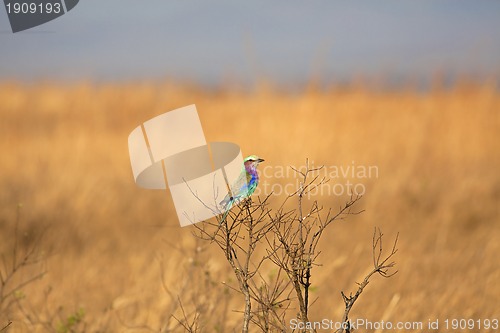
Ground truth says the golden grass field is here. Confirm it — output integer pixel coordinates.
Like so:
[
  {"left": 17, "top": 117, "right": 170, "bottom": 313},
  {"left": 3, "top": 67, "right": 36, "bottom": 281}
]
[{"left": 0, "top": 79, "right": 499, "bottom": 332}]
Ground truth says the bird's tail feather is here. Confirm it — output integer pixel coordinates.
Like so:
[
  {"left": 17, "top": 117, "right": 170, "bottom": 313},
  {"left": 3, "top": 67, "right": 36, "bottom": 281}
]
[{"left": 219, "top": 199, "right": 234, "bottom": 225}]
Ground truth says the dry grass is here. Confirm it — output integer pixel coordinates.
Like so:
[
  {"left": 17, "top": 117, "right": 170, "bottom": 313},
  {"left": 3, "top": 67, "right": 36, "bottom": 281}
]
[{"left": 0, "top": 79, "right": 499, "bottom": 332}]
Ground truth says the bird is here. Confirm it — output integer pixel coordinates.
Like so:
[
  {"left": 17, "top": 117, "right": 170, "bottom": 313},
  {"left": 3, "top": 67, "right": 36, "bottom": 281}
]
[{"left": 219, "top": 155, "right": 264, "bottom": 224}]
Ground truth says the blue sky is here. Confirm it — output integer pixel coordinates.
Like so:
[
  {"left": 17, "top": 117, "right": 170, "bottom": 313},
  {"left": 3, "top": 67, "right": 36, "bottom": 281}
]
[{"left": 1, "top": 1, "right": 499, "bottom": 85}]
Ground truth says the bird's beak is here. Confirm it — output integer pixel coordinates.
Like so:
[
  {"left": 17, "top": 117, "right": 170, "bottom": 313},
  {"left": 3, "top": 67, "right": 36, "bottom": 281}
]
[{"left": 257, "top": 158, "right": 265, "bottom": 163}]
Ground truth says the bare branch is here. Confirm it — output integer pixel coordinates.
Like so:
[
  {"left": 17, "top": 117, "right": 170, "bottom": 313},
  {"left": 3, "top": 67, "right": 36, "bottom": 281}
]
[
  {"left": 337, "top": 228, "right": 399, "bottom": 333},
  {"left": 186, "top": 159, "right": 397, "bottom": 333},
  {"left": 0, "top": 321, "right": 12, "bottom": 332}
]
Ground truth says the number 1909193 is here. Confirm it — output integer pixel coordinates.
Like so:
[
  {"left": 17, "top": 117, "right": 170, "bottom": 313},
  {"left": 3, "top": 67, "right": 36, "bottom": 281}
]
[
  {"left": 444, "top": 318, "right": 498, "bottom": 330},
  {"left": 5, "top": 2, "right": 62, "bottom": 14}
]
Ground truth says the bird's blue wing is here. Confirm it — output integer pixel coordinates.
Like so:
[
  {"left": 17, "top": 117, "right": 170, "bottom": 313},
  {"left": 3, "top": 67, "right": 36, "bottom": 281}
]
[{"left": 219, "top": 170, "right": 250, "bottom": 209}]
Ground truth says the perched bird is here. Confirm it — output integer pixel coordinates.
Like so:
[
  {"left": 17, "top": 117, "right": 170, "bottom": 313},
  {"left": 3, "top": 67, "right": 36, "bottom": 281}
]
[{"left": 219, "top": 155, "right": 264, "bottom": 223}]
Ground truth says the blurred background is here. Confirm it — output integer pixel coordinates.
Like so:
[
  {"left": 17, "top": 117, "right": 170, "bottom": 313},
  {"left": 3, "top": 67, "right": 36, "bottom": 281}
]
[
  {"left": 1, "top": 1, "right": 500, "bottom": 85},
  {"left": 1, "top": 1, "right": 499, "bottom": 332}
]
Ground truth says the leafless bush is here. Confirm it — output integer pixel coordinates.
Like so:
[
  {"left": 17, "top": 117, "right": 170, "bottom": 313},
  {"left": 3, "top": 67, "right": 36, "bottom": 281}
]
[{"left": 184, "top": 160, "right": 399, "bottom": 333}]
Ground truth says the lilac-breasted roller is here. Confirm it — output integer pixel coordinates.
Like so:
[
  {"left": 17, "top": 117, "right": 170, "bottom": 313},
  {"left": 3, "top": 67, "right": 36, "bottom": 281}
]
[{"left": 219, "top": 155, "right": 264, "bottom": 223}]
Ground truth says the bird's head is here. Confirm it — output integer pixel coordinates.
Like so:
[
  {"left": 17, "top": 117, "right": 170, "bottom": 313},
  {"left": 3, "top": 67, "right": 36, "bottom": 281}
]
[{"left": 244, "top": 155, "right": 265, "bottom": 169}]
